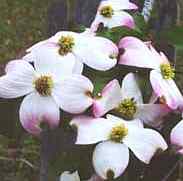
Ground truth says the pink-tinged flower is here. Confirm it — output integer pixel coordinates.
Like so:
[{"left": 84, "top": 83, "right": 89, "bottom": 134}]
[
  {"left": 90, "top": 0, "right": 138, "bottom": 32},
  {"left": 119, "top": 36, "right": 183, "bottom": 110},
  {"left": 93, "top": 73, "right": 170, "bottom": 127},
  {"left": 0, "top": 56, "right": 77, "bottom": 135},
  {"left": 25, "top": 31, "right": 118, "bottom": 71},
  {"left": 170, "top": 116, "right": 183, "bottom": 154},
  {"left": 71, "top": 114, "right": 168, "bottom": 179}
]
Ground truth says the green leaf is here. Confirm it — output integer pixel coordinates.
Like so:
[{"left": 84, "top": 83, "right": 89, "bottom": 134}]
[
  {"left": 97, "top": 26, "right": 144, "bottom": 43},
  {"left": 133, "top": 12, "right": 149, "bottom": 36}
]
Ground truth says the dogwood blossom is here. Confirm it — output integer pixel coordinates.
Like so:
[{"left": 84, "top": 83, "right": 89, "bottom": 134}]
[
  {"left": 25, "top": 31, "right": 118, "bottom": 71},
  {"left": 118, "top": 36, "right": 183, "bottom": 110},
  {"left": 93, "top": 73, "right": 170, "bottom": 127},
  {"left": 0, "top": 55, "right": 79, "bottom": 135},
  {"left": 71, "top": 114, "right": 168, "bottom": 179},
  {"left": 170, "top": 114, "right": 183, "bottom": 154},
  {"left": 90, "top": 0, "right": 138, "bottom": 32}
]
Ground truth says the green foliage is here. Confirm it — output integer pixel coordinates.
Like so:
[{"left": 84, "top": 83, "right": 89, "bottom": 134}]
[{"left": 96, "top": 13, "right": 149, "bottom": 43}]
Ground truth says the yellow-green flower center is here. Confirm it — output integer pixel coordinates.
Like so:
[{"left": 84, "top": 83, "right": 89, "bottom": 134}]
[
  {"left": 116, "top": 98, "right": 137, "bottom": 120},
  {"left": 109, "top": 124, "right": 128, "bottom": 143},
  {"left": 160, "top": 63, "right": 175, "bottom": 80},
  {"left": 34, "top": 75, "right": 53, "bottom": 96},
  {"left": 100, "top": 5, "right": 114, "bottom": 18},
  {"left": 58, "top": 35, "right": 75, "bottom": 56}
]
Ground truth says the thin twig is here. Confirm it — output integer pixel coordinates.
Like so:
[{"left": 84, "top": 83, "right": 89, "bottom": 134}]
[
  {"left": 40, "top": 125, "right": 50, "bottom": 181},
  {"left": 161, "top": 158, "right": 181, "bottom": 181}
]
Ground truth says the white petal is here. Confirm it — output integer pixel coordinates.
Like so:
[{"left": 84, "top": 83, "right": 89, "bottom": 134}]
[
  {"left": 52, "top": 75, "right": 94, "bottom": 114},
  {"left": 60, "top": 171, "right": 80, "bottom": 181},
  {"left": 74, "top": 36, "right": 118, "bottom": 71},
  {"left": 118, "top": 37, "right": 159, "bottom": 69},
  {"left": 124, "top": 127, "right": 168, "bottom": 164},
  {"left": 93, "top": 141, "right": 129, "bottom": 179},
  {"left": 150, "top": 70, "right": 183, "bottom": 110},
  {"left": 0, "top": 60, "right": 35, "bottom": 98},
  {"left": 93, "top": 79, "right": 122, "bottom": 118},
  {"left": 26, "top": 32, "right": 79, "bottom": 52},
  {"left": 170, "top": 120, "right": 183, "bottom": 148},
  {"left": 91, "top": 10, "right": 135, "bottom": 30},
  {"left": 19, "top": 92, "right": 60, "bottom": 135},
  {"left": 22, "top": 53, "right": 35, "bottom": 62},
  {"left": 33, "top": 45, "right": 76, "bottom": 78},
  {"left": 106, "top": 114, "right": 143, "bottom": 128},
  {"left": 121, "top": 73, "right": 143, "bottom": 104},
  {"left": 72, "top": 59, "right": 84, "bottom": 74},
  {"left": 107, "top": 11, "right": 135, "bottom": 29},
  {"left": 70, "top": 116, "right": 115, "bottom": 145},
  {"left": 149, "top": 46, "right": 169, "bottom": 65},
  {"left": 135, "top": 104, "right": 170, "bottom": 127}
]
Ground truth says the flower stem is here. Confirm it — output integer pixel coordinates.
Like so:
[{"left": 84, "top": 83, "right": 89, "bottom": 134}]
[
  {"left": 40, "top": 125, "right": 50, "bottom": 181},
  {"left": 161, "top": 157, "right": 182, "bottom": 181}
]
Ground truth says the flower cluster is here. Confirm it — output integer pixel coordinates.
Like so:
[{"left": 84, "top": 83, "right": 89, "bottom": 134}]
[{"left": 1, "top": 0, "right": 183, "bottom": 180}]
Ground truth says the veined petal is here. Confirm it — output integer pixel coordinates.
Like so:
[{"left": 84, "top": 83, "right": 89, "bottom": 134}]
[
  {"left": 135, "top": 104, "right": 170, "bottom": 127},
  {"left": 74, "top": 36, "right": 118, "bottom": 71},
  {"left": 93, "top": 79, "right": 122, "bottom": 118},
  {"left": 19, "top": 92, "right": 60, "bottom": 135},
  {"left": 22, "top": 53, "right": 35, "bottom": 62},
  {"left": 124, "top": 127, "right": 168, "bottom": 164},
  {"left": 33, "top": 45, "right": 76, "bottom": 78},
  {"left": 121, "top": 73, "right": 143, "bottom": 104},
  {"left": 93, "top": 141, "right": 129, "bottom": 179},
  {"left": 52, "top": 75, "right": 94, "bottom": 114},
  {"left": 118, "top": 36, "right": 159, "bottom": 69},
  {"left": 170, "top": 120, "right": 183, "bottom": 148},
  {"left": 70, "top": 116, "right": 114, "bottom": 144},
  {"left": 0, "top": 60, "right": 35, "bottom": 98},
  {"left": 150, "top": 70, "right": 183, "bottom": 110},
  {"left": 60, "top": 171, "right": 80, "bottom": 181}
]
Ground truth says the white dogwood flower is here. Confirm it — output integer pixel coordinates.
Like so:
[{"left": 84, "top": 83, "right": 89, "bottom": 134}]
[
  {"left": 93, "top": 73, "right": 170, "bottom": 127},
  {"left": 90, "top": 0, "right": 138, "bottom": 31},
  {"left": 25, "top": 31, "right": 118, "bottom": 71},
  {"left": 0, "top": 54, "right": 79, "bottom": 135},
  {"left": 71, "top": 114, "right": 168, "bottom": 179}
]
